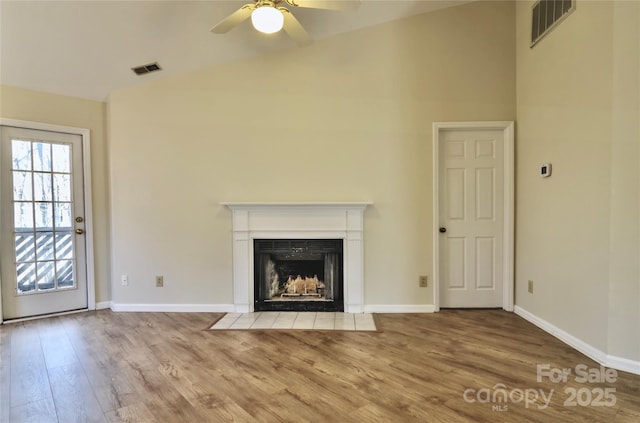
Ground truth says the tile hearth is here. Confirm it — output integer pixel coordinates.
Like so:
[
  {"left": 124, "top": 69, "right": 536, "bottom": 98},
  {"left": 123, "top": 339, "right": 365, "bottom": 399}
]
[{"left": 210, "top": 312, "right": 377, "bottom": 331}]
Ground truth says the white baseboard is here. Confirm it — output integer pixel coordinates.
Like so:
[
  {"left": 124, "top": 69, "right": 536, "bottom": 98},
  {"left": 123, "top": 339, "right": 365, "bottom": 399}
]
[
  {"left": 95, "top": 301, "right": 112, "bottom": 310},
  {"left": 102, "top": 303, "right": 435, "bottom": 314},
  {"left": 514, "top": 306, "right": 640, "bottom": 376},
  {"left": 363, "top": 304, "right": 436, "bottom": 313},
  {"left": 514, "top": 305, "right": 607, "bottom": 365},
  {"left": 110, "top": 303, "right": 235, "bottom": 313},
  {"left": 606, "top": 354, "right": 640, "bottom": 376}
]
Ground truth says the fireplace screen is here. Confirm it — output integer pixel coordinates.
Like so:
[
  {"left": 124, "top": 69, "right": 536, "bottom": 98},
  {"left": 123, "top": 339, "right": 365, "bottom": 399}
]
[{"left": 254, "top": 239, "right": 343, "bottom": 312}]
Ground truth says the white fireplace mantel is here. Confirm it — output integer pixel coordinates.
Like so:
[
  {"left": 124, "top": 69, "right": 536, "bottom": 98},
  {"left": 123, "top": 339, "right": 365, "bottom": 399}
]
[{"left": 221, "top": 202, "right": 371, "bottom": 313}]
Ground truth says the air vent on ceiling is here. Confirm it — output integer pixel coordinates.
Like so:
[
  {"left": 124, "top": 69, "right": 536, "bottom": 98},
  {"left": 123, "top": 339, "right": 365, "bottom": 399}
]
[
  {"left": 131, "top": 62, "right": 162, "bottom": 76},
  {"left": 531, "top": 0, "right": 575, "bottom": 47}
]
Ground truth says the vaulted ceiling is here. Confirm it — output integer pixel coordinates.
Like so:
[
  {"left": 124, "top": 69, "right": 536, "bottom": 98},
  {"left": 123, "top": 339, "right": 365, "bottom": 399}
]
[{"left": 1, "top": 0, "right": 472, "bottom": 101}]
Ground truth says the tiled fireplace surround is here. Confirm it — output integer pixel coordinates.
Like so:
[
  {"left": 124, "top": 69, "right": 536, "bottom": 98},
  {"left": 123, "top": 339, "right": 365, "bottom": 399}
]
[{"left": 222, "top": 203, "right": 370, "bottom": 313}]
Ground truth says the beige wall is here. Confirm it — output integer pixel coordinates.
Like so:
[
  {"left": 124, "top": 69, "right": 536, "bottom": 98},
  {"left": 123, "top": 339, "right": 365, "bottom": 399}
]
[
  {"left": 516, "top": 0, "right": 639, "bottom": 361},
  {"left": 0, "top": 85, "right": 111, "bottom": 304},
  {"left": 108, "top": 1, "right": 515, "bottom": 306}
]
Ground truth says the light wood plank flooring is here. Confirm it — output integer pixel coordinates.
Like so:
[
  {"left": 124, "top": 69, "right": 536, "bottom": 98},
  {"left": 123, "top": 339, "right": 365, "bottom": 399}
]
[{"left": 1, "top": 310, "right": 638, "bottom": 422}]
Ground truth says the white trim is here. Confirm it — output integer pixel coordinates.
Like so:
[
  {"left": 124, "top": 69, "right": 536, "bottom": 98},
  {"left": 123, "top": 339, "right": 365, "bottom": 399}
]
[
  {"left": 363, "top": 304, "right": 435, "bottom": 313},
  {"left": 95, "top": 301, "right": 112, "bottom": 310},
  {"left": 432, "top": 121, "right": 515, "bottom": 312},
  {"left": 220, "top": 202, "right": 372, "bottom": 208},
  {"left": 1, "top": 308, "right": 88, "bottom": 324},
  {"left": 515, "top": 306, "right": 640, "bottom": 376},
  {"left": 223, "top": 202, "right": 371, "bottom": 313},
  {"left": 0, "top": 118, "right": 97, "bottom": 321},
  {"left": 514, "top": 306, "right": 607, "bottom": 364},
  {"left": 109, "top": 303, "right": 435, "bottom": 314},
  {"left": 80, "top": 126, "right": 96, "bottom": 311},
  {"left": 110, "top": 303, "right": 236, "bottom": 313},
  {"left": 606, "top": 355, "right": 640, "bottom": 376}
]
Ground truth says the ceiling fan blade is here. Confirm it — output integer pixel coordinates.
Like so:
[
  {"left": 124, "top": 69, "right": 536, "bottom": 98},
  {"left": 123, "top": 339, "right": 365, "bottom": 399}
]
[
  {"left": 280, "top": 8, "right": 312, "bottom": 46},
  {"left": 285, "top": 0, "right": 360, "bottom": 11},
  {"left": 210, "top": 4, "right": 256, "bottom": 34}
]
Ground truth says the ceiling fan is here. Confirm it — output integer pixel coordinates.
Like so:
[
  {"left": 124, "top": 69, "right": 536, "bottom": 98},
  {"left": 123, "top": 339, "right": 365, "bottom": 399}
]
[{"left": 210, "top": 0, "right": 360, "bottom": 46}]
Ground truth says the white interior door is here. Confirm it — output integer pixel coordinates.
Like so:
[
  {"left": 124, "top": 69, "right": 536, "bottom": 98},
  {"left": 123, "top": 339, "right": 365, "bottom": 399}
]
[
  {"left": 438, "top": 128, "right": 505, "bottom": 308},
  {"left": 1, "top": 126, "right": 88, "bottom": 319}
]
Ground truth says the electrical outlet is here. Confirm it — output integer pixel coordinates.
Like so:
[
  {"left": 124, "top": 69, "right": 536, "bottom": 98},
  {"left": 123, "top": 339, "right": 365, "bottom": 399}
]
[
  {"left": 155, "top": 276, "right": 164, "bottom": 287},
  {"left": 419, "top": 275, "right": 428, "bottom": 288},
  {"left": 121, "top": 275, "right": 128, "bottom": 286},
  {"left": 528, "top": 280, "right": 534, "bottom": 294}
]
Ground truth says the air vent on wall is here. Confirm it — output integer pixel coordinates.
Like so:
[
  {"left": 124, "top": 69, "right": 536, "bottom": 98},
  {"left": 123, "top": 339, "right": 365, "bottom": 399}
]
[
  {"left": 131, "top": 62, "right": 162, "bottom": 76},
  {"left": 531, "top": 0, "right": 575, "bottom": 47}
]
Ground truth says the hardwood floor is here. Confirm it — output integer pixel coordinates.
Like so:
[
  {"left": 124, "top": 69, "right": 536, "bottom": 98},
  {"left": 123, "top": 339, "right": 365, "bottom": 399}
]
[{"left": 0, "top": 310, "right": 638, "bottom": 422}]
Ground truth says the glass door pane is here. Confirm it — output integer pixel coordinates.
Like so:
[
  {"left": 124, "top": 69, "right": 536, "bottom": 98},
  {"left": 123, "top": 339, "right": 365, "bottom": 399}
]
[{"left": 11, "top": 139, "right": 76, "bottom": 294}]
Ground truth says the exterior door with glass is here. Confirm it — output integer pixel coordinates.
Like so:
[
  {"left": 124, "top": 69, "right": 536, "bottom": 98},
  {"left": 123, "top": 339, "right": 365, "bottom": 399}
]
[{"left": 1, "top": 126, "right": 88, "bottom": 319}]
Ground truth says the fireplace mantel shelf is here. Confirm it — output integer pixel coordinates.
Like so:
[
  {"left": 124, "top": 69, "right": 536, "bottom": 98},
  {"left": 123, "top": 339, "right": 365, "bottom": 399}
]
[
  {"left": 222, "top": 202, "right": 371, "bottom": 313},
  {"left": 221, "top": 202, "right": 372, "bottom": 209}
]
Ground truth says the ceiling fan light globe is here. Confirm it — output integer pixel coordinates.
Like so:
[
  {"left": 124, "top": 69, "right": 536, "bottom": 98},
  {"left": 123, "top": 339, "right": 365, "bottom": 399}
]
[{"left": 251, "top": 6, "right": 284, "bottom": 34}]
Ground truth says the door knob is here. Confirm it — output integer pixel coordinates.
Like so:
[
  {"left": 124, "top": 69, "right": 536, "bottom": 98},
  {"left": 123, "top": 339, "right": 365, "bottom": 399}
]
[
  {"left": 439, "top": 227, "right": 447, "bottom": 233},
  {"left": 75, "top": 229, "right": 84, "bottom": 235}
]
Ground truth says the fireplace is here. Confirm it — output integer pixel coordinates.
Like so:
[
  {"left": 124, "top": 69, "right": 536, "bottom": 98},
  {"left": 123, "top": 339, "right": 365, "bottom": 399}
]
[
  {"left": 221, "top": 202, "right": 370, "bottom": 313},
  {"left": 254, "top": 239, "right": 343, "bottom": 312}
]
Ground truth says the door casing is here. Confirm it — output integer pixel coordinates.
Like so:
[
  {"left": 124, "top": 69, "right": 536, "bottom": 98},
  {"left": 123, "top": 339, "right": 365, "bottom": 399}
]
[
  {"left": 0, "top": 118, "right": 96, "bottom": 323},
  {"left": 432, "top": 121, "right": 514, "bottom": 312}
]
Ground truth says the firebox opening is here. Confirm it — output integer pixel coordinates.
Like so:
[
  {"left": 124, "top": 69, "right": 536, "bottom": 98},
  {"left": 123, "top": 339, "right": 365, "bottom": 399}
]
[
  {"left": 266, "top": 259, "right": 326, "bottom": 301},
  {"left": 254, "top": 239, "right": 343, "bottom": 312}
]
